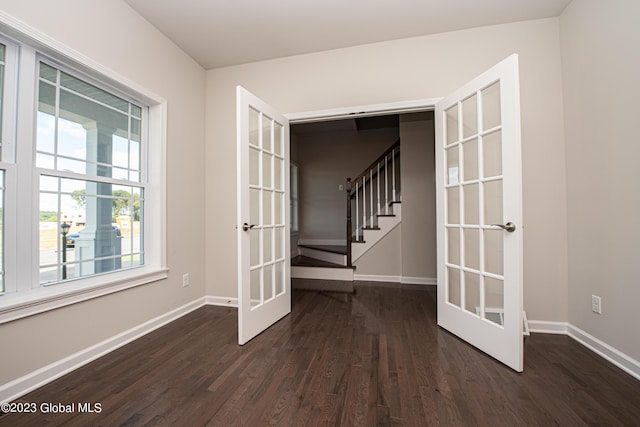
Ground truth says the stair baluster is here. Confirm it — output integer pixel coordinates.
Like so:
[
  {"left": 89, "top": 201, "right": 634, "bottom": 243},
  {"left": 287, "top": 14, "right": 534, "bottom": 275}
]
[{"left": 345, "top": 139, "right": 400, "bottom": 266}]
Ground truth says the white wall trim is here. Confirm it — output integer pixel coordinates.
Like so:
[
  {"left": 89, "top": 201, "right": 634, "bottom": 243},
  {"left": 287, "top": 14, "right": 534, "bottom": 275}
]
[
  {"left": 567, "top": 324, "right": 640, "bottom": 381},
  {"left": 286, "top": 98, "right": 441, "bottom": 123},
  {"left": 527, "top": 320, "right": 568, "bottom": 335},
  {"left": 353, "top": 274, "right": 436, "bottom": 285},
  {"left": 402, "top": 276, "right": 437, "bottom": 285},
  {"left": 354, "top": 274, "right": 402, "bottom": 283},
  {"left": 298, "top": 239, "right": 346, "bottom": 246},
  {"left": 0, "top": 297, "right": 207, "bottom": 403},
  {"left": 205, "top": 296, "right": 238, "bottom": 308}
]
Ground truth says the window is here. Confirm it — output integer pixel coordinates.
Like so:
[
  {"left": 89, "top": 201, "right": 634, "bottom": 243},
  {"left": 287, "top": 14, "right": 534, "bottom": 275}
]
[
  {"left": 0, "top": 22, "right": 166, "bottom": 322},
  {"left": 36, "top": 62, "right": 145, "bottom": 284}
]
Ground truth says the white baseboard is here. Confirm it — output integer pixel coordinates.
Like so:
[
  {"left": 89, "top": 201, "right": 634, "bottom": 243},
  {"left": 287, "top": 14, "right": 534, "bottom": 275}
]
[
  {"left": 298, "top": 238, "right": 346, "bottom": 246},
  {"left": 567, "top": 324, "right": 640, "bottom": 381},
  {"left": 0, "top": 297, "right": 207, "bottom": 404},
  {"left": 205, "top": 296, "right": 238, "bottom": 308},
  {"left": 402, "top": 276, "right": 437, "bottom": 285},
  {"left": 353, "top": 274, "right": 436, "bottom": 285},
  {"left": 527, "top": 320, "right": 639, "bottom": 380},
  {"left": 354, "top": 274, "right": 401, "bottom": 283},
  {"left": 527, "top": 320, "right": 568, "bottom": 334}
]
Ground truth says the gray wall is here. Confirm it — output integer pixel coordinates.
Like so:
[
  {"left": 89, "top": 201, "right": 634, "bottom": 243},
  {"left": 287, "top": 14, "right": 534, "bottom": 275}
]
[
  {"left": 294, "top": 123, "right": 398, "bottom": 242},
  {"left": 353, "top": 112, "right": 437, "bottom": 282},
  {"left": 400, "top": 112, "right": 436, "bottom": 280},
  {"left": 561, "top": 0, "right": 640, "bottom": 361}
]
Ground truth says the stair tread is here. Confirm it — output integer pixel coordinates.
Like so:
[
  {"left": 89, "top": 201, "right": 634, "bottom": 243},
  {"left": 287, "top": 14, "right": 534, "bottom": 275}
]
[
  {"left": 362, "top": 226, "right": 381, "bottom": 230},
  {"left": 376, "top": 214, "right": 396, "bottom": 217}
]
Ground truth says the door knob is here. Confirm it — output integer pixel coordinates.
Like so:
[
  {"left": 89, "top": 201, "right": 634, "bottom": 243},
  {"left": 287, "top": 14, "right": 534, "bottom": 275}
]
[
  {"left": 242, "top": 223, "right": 256, "bottom": 231},
  {"left": 491, "top": 222, "right": 516, "bottom": 232}
]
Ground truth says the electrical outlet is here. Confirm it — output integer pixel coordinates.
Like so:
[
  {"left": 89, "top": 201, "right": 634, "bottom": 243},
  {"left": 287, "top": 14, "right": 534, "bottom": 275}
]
[
  {"left": 591, "top": 295, "right": 602, "bottom": 314},
  {"left": 182, "top": 273, "right": 190, "bottom": 287}
]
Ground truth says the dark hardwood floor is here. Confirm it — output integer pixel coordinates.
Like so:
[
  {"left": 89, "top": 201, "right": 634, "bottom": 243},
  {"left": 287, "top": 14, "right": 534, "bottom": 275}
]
[{"left": 2, "top": 283, "right": 639, "bottom": 426}]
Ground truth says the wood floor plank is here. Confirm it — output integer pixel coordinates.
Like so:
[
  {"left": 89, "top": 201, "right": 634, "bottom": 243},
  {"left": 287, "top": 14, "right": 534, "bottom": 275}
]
[{"left": 2, "top": 284, "right": 640, "bottom": 426}]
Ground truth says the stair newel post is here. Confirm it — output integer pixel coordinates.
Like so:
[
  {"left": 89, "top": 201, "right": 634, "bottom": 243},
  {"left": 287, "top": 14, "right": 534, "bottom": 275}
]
[{"left": 346, "top": 177, "right": 352, "bottom": 267}]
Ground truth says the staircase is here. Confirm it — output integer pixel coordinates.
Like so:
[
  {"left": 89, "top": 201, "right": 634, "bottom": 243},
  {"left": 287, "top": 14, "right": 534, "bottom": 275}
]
[{"left": 292, "top": 140, "right": 401, "bottom": 285}]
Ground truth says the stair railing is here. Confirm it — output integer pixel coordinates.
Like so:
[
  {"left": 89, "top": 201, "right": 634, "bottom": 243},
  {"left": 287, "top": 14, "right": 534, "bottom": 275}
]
[{"left": 345, "top": 139, "right": 400, "bottom": 266}]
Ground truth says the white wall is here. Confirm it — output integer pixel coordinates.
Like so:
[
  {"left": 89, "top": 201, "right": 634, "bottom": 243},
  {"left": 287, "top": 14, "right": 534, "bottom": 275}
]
[
  {"left": 206, "top": 18, "right": 569, "bottom": 324},
  {"left": 560, "top": 0, "right": 640, "bottom": 361},
  {"left": 400, "top": 112, "right": 436, "bottom": 281},
  {"left": 0, "top": 1, "right": 206, "bottom": 385}
]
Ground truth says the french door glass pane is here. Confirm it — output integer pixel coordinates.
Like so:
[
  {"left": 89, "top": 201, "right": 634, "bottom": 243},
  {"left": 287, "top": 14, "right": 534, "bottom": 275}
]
[
  {"left": 445, "top": 105, "right": 458, "bottom": 145},
  {"left": 275, "top": 262, "right": 285, "bottom": 295},
  {"left": 484, "top": 277, "right": 505, "bottom": 323},
  {"left": 264, "top": 264, "right": 273, "bottom": 301},
  {"left": 274, "top": 192, "right": 283, "bottom": 225},
  {"left": 274, "top": 122, "right": 283, "bottom": 156},
  {"left": 482, "top": 82, "right": 501, "bottom": 130},
  {"left": 447, "top": 227, "right": 460, "bottom": 265},
  {"left": 262, "top": 115, "right": 272, "bottom": 152},
  {"left": 463, "top": 139, "right": 478, "bottom": 181},
  {"left": 461, "top": 94, "right": 478, "bottom": 138},
  {"left": 483, "top": 130, "right": 502, "bottom": 177},
  {"left": 264, "top": 227, "right": 273, "bottom": 263},
  {"left": 249, "top": 108, "right": 259, "bottom": 147},
  {"left": 250, "top": 188, "right": 260, "bottom": 226},
  {"left": 463, "top": 184, "right": 479, "bottom": 224},
  {"left": 447, "top": 267, "right": 461, "bottom": 307},
  {"left": 484, "top": 229, "right": 504, "bottom": 276},
  {"left": 464, "top": 272, "right": 480, "bottom": 315},
  {"left": 250, "top": 148, "right": 260, "bottom": 186},
  {"left": 274, "top": 157, "right": 283, "bottom": 191},
  {"left": 484, "top": 180, "right": 503, "bottom": 225},
  {"left": 263, "top": 152, "right": 272, "bottom": 189},
  {"left": 275, "top": 227, "right": 284, "bottom": 260},
  {"left": 250, "top": 230, "right": 260, "bottom": 268},
  {"left": 250, "top": 268, "right": 261, "bottom": 307},
  {"left": 446, "top": 146, "right": 459, "bottom": 185},
  {"left": 447, "top": 187, "right": 460, "bottom": 224},
  {"left": 464, "top": 228, "right": 480, "bottom": 270}
]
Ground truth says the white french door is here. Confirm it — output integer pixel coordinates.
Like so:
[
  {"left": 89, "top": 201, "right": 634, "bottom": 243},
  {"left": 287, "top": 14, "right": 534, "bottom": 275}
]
[
  {"left": 237, "top": 86, "right": 291, "bottom": 345},
  {"left": 435, "top": 55, "right": 524, "bottom": 371}
]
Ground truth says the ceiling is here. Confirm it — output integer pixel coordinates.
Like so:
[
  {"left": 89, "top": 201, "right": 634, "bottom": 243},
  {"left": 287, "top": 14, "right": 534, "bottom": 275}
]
[{"left": 125, "top": 0, "right": 572, "bottom": 70}]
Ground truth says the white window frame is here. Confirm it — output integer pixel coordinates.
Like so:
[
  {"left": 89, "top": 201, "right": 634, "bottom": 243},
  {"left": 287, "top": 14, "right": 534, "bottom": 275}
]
[{"left": 0, "top": 12, "right": 167, "bottom": 324}]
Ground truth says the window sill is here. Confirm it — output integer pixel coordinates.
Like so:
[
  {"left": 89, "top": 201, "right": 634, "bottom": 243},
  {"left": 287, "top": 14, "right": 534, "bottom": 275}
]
[{"left": 0, "top": 267, "right": 168, "bottom": 324}]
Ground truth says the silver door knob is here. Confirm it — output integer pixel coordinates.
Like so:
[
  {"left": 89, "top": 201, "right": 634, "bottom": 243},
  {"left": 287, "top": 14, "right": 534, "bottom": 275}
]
[
  {"left": 242, "top": 223, "right": 256, "bottom": 231},
  {"left": 491, "top": 222, "right": 516, "bottom": 232}
]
